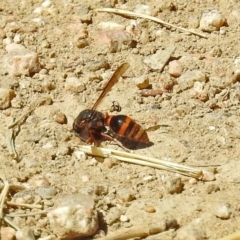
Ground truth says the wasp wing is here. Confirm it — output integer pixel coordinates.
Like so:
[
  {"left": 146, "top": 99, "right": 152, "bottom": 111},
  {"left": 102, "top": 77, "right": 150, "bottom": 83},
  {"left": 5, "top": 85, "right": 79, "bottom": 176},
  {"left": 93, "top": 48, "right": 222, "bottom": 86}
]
[{"left": 92, "top": 63, "right": 130, "bottom": 110}]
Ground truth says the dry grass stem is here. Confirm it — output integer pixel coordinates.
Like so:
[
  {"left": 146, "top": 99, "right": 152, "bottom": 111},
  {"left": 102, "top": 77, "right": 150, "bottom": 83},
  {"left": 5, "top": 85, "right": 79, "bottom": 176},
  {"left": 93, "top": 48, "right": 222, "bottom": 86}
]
[
  {"left": 216, "top": 231, "right": 240, "bottom": 240},
  {"left": 97, "top": 220, "right": 178, "bottom": 240},
  {"left": 7, "top": 201, "right": 42, "bottom": 209},
  {"left": 6, "top": 209, "right": 49, "bottom": 218},
  {"left": 8, "top": 97, "right": 50, "bottom": 129},
  {"left": 95, "top": 8, "right": 208, "bottom": 39},
  {"left": 6, "top": 127, "right": 18, "bottom": 160},
  {"left": 0, "top": 171, "right": 10, "bottom": 220},
  {"left": 3, "top": 216, "right": 20, "bottom": 230},
  {"left": 78, "top": 146, "right": 204, "bottom": 179}
]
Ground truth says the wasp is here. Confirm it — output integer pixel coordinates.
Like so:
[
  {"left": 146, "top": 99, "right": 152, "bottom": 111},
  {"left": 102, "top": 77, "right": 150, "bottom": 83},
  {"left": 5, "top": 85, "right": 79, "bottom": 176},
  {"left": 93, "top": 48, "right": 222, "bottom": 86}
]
[{"left": 73, "top": 63, "right": 152, "bottom": 151}]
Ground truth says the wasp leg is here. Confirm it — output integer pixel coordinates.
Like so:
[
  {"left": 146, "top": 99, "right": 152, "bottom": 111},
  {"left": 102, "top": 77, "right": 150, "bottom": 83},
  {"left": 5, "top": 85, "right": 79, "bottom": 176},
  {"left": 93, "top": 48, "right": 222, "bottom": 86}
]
[
  {"left": 86, "top": 129, "right": 102, "bottom": 147},
  {"left": 100, "top": 132, "right": 131, "bottom": 152}
]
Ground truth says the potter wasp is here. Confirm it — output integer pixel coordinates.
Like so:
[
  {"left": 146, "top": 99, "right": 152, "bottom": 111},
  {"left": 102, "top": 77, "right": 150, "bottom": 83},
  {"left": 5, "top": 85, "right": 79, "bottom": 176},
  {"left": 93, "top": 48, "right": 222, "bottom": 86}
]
[{"left": 73, "top": 63, "right": 152, "bottom": 151}]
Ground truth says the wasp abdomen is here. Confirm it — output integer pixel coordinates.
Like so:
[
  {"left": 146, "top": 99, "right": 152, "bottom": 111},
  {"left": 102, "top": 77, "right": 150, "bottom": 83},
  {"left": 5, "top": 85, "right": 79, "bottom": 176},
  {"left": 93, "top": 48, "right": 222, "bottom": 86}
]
[{"left": 105, "top": 115, "right": 149, "bottom": 143}]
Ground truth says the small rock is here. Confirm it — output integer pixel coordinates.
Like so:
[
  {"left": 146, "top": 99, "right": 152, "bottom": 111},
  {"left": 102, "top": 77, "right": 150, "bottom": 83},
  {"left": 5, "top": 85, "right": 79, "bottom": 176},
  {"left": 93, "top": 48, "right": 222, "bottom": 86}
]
[
  {"left": 75, "top": 39, "right": 89, "bottom": 48},
  {"left": 53, "top": 112, "right": 67, "bottom": 124},
  {"left": 47, "top": 193, "right": 98, "bottom": 239},
  {"left": 206, "top": 184, "right": 220, "bottom": 194},
  {"left": 2, "top": 43, "right": 41, "bottom": 76},
  {"left": 143, "top": 47, "right": 175, "bottom": 71},
  {"left": 133, "top": 4, "right": 153, "bottom": 15},
  {"left": 65, "top": 77, "right": 85, "bottom": 93},
  {"left": 0, "top": 88, "right": 15, "bottom": 109},
  {"left": 120, "top": 215, "right": 129, "bottom": 222},
  {"left": 200, "top": 9, "right": 225, "bottom": 32},
  {"left": 202, "top": 171, "right": 215, "bottom": 181},
  {"left": 177, "top": 70, "right": 206, "bottom": 91},
  {"left": 66, "top": 23, "right": 88, "bottom": 39},
  {"left": 177, "top": 225, "right": 206, "bottom": 240},
  {"left": 35, "top": 187, "right": 56, "bottom": 199},
  {"left": 95, "top": 185, "right": 109, "bottom": 196},
  {"left": 215, "top": 203, "right": 231, "bottom": 219},
  {"left": 15, "top": 227, "right": 35, "bottom": 240},
  {"left": 105, "top": 207, "right": 122, "bottom": 225},
  {"left": 1, "top": 227, "right": 16, "bottom": 240},
  {"left": 135, "top": 75, "right": 150, "bottom": 89},
  {"left": 94, "top": 30, "right": 135, "bottom": 53},
  {"left": 164, "top": 176, "right": 183, "bottom": 194},
  {"left": 117, "top": 188, "right": 134, "bottom": 202},
  {"left": 28, "top": 175, "right": 50, "bottom": 187},
  {"left": 73, "top": 151, "right": 87, "bottom": 160},
  {"left": 169, "top": 60, "right": 183, "bottom": 77},
  {"left": 103, "top": 157, "right": 118, "bottom": 168},
  {"left": 143, "top": 205, "right": 156, "bottom": 213}
]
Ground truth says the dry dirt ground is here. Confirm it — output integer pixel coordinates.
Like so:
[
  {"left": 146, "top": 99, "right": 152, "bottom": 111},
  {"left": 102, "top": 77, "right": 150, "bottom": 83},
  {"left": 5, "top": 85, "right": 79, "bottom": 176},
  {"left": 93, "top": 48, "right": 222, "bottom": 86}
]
[{"left": 1, "top": 0, "right": 240, "bottom": 239}]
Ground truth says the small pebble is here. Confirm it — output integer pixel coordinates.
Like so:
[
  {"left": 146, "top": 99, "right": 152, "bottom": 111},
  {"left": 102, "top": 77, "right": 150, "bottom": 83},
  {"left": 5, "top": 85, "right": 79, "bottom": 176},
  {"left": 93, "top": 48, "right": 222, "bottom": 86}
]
[
  {"left": 120, "top": 215, "right": 129, "bottom": 222},
  {"left": 169, "top": 60, "right": 183, "bottom": 77},
  {"left": 200, "top": 9, "right": 225, "bottom": 32},
  {"left": 35, "top": 186, "right": 56, "bottom": 199},
  {"left": 0, "top": 88, "right": 15, "bottom": 109},
  {"left": 143, "top": 205, "right": 156, "bottom": 213},
  {"left": 135, "top": 75, "right": 150, "bottom": 89},
  {"left": 15, "top": 227, "right": 35, "bottom": 240},
  {"left": 177, "top": 70, "right": 206, "bottom": 91},
  {"left": 144, "top": 47, "right": 175, "bottom": 71},
  {"left": 103, "top": 157, "right": 118, "bottom": 168},
  {"left": 0, "top": 227, "right": 16, "bottom": 240},
  {"left": 95, "top": 185, "right": 109, "bottom": 196},
  {"left": 105, "top": 207, "right": 122, "bottom": 225},
  {"left": 47, "top": 193, "right": 98, "bottom": 239},
  {"left": 215, "top": 203, "right": 231, "bottom": 219},
  {"left": 3, "top": 43, "right": 41, "bottom": 76},
  {"left": 117, "top": 188, "right": 134, "bottom": 202},
  {"left": 189, "top": 178, "right": 198, "bottom": 184},
  {"left": 53, "top": 112, "right": 67, "bottom": 124},
  {"left": 28, "top": 175, "right": 50, "bottom": 187},
  {"left": 65, "top": 77, "right": 85, "bottom": 93},
  {"left": 164, "top": 176, "right": 183, "bottom": 194},
  {"left": 82, "top": 175, "right": 90, "bottom": 183},
  {"left": 206, "top": 184, "right": 220, "bottom": 194},
  {"left": 73, "top": 151, "right": 87, "bottom": 161}
]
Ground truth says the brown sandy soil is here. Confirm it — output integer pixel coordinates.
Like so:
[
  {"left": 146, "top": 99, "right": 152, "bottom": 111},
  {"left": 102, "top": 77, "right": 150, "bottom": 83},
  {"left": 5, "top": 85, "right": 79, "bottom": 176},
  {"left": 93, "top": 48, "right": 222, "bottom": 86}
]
[{"left": 1, "top": 0, "right": 240, "bottom": 239}]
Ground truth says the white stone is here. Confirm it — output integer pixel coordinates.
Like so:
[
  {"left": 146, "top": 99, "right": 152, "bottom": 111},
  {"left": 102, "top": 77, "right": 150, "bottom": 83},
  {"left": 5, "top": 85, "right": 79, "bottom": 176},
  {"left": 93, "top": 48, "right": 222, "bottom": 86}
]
[
  {"left": 47, "top": 194, "right": 98, "bottom": 239},
  {"left": 177, "top": 70, "right": 206, "bottom": 91},
  {"left": 133, "top": 4, "right": 152, "bottom": 15},
  {"left": 2, "top": 43, "right": 40, "bottom": 76},
  {"left": 144, "top": 47, "right": 175, "bottom": 71},
  {"left": 65, "top": 77, "right": 85, "bottom": 93},
  {"left": 215, "top": 203, "right": 231, "bottom": 219},
  {"left": 200, "top": 9, "right": 225, "bottom": 32}
]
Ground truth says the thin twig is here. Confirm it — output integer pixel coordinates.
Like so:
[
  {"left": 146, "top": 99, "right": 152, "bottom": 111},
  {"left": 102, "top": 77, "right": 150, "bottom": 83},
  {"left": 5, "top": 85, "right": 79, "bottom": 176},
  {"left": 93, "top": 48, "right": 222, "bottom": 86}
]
[
  {"left": 7, "top": 201, "right": 42, "bottom": 209},
  {"left": 8, "top": 97, "right": 51, "bottom": 129},
  {"left": 6, "top": 209, "right": 50, "bottom": 218},
  {"left": 0, "top": 171, "right": 10, "bottom": 220},
  {"left": 77, "top": 146, "right": 204, "bottom": 179},
  {"left": 6, "top": 126, "right": 19, "bottom": 160},
  {"left": 95, "top": 8, "right": 208, "bottom": 39},
  {"left": 97, "top": 220, "right": 178, "bottom": 240},
  {"left": 3, "top": 216, "right": 20, "bottom": 230}
]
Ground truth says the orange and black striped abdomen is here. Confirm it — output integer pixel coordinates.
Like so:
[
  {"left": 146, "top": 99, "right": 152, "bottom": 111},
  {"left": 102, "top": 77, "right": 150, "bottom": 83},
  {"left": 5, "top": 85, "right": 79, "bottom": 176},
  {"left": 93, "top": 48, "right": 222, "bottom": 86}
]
[{"left": 105, "top": 115, "right": 149, "bottom": 143}]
